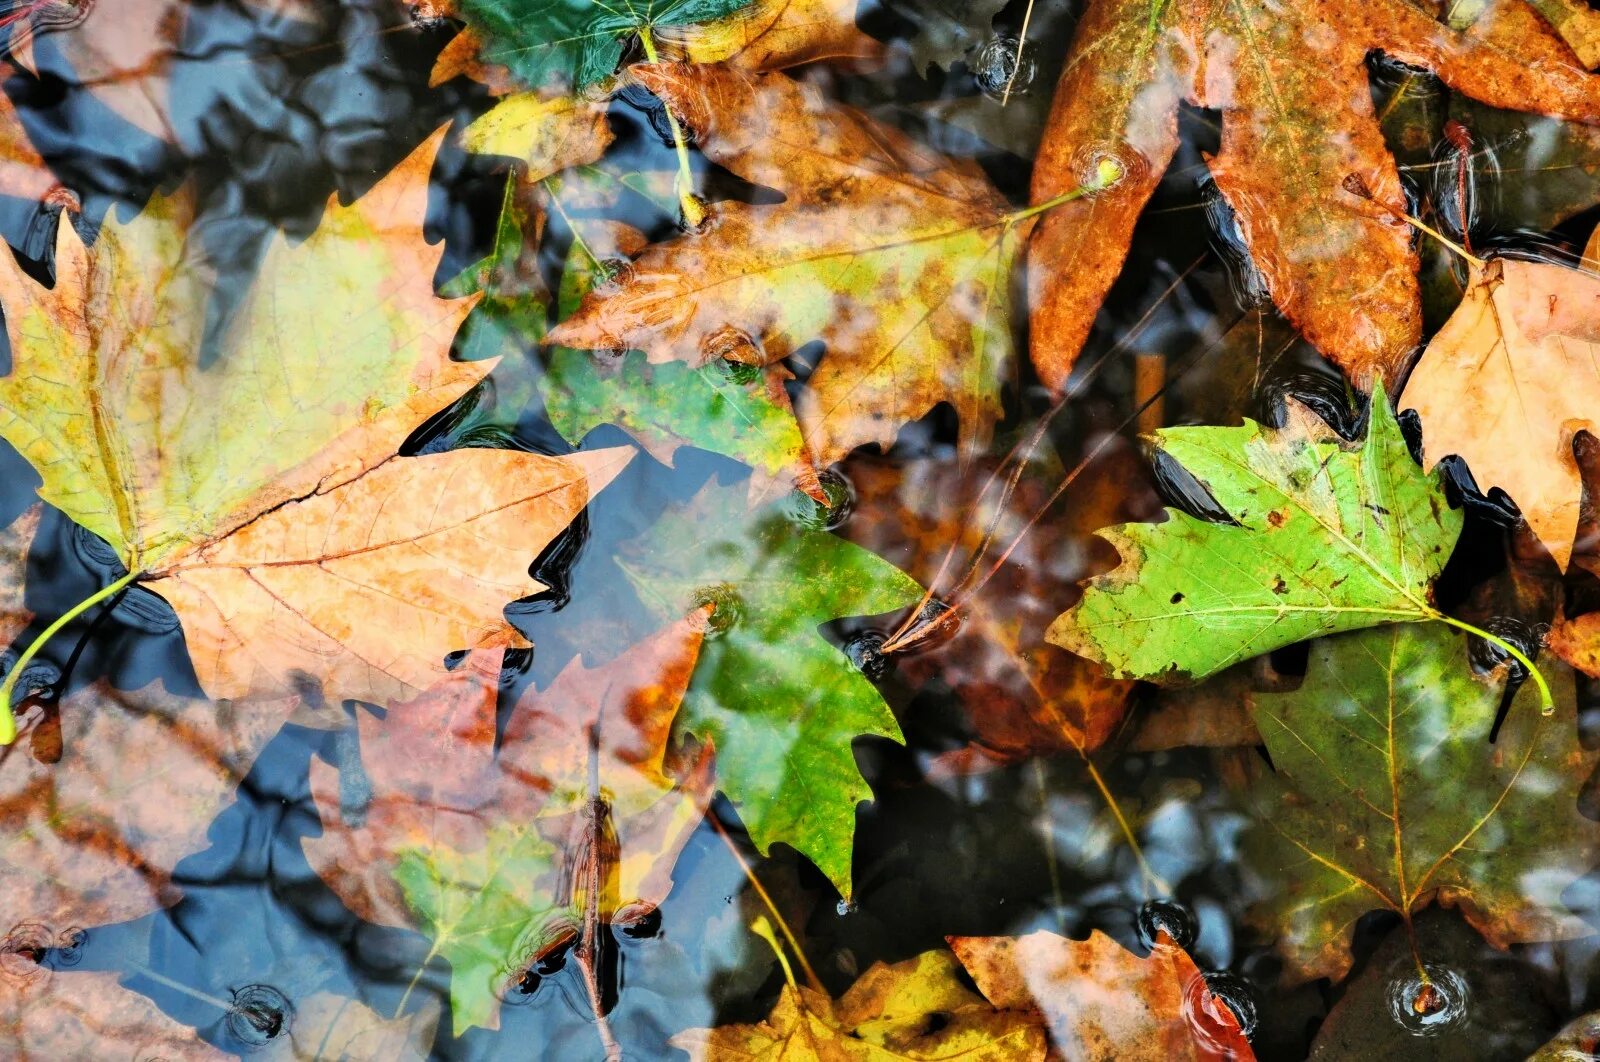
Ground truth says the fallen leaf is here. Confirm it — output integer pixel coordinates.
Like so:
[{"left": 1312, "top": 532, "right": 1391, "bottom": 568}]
[
  {"left": 0, "top": 678, "right": 294, "bottom": 943},
  {"left": 450, "top": 0, "right": 755, "bottom": 90},
  {"left": 671, "top": 948, "right": 1049, "bottom": 1060},
  {"left": 1527, "top": 0, "right": 1600, "bottom": 68},
  {"left": 840, "top": 442, "right": 1150, "bottom": 775},
  {"left": 0, "top": 129, "right": 629, "bottom": 710},
  {"left": 1049, "top": 386, "right": 1462, "bottom": 684},
  {"left": 1242, "top": 624, "right": 1597, "bottom": 983},
  {"left": 0, "top": 963, "right": 224, "bottom": 1060},
  {"left": 1401, "top": 254, "right": 1600, "bottom": 570},
  {"left": 1548, "top": 608, "right": 1600, "bottom": 677},
  {"left": 264, "top": 993, "right": 440, "bottom": 1061},
  {"left": 1027, "top": 0, "right": 1600, "bottom": 391},
  {"left": 304, "top": 617, "right": 712, "bottom": 1032},
  {"left": 0, "top": 506, "right": 39, "bottom": 653},
  {"left": 460, "top": 92, "right": 613, "bottom": 179},
  {"left": 617, "top": 477, "right": 923, "bottom": 897},
  {"left": 548, "top": 63, "right": 1029, "bottom": 467},
  {"left": 655, "top": 0, "right": 883, "bottom": 71},
  {"left": 947, "top": 929, "right": 1254, "bottom": 1061},
  {"left": 1530, "top": 1010, "right": 1600, "bottom": 1060}
]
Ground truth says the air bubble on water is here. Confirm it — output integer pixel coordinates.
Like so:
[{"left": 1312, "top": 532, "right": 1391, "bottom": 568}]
[
  {"left": 1138, "top": 899, "right": 1198, "bottom": 951},
  {"left": 51, "top": 927, "right": 86, "bottom": 968},
  {"left": 835, "top": 899, "right": 857, "bottom": 917},
  {"left": 1185, "top": 971, "right": 1259, "bottom": 1046},
  {"left": 844, "top": 631, "right": 890, "bottom": 682},
  {"left": 974, "top": 36, "right": 1035, "bottom": 99},
  {"left": 1385, "top": 964, "right": 1470, "bottom": 1037},
  {"left": 0, "top": 923, "right": 53, "bottom": 987},
  {"left": 783, "top": 469, "right": 855, "bottom": 531},
  {"left": 689, "top": 584, "right": 743, "bottom": 639}
]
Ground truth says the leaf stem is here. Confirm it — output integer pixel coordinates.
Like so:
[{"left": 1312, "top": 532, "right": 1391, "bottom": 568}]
[
  {"left": 636, "top": 27, "right": 706, "bottom": 230},
  {"left": 0, "top": 568, "right": 139, "bottom": 744},
  {"left": 710, "top": 814, "right": 824, "bottom": 993},
  {"left": 1430, "top": 611, "right": 1554, "bottom": 715},
  {"left": 1002, "top": 156, "right": 1126, "bottom": 227}
]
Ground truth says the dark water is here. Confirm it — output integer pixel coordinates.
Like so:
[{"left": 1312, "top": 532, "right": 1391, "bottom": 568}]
[{"left": 1, "top": 0, "right": 1599, "bottom": 1059}]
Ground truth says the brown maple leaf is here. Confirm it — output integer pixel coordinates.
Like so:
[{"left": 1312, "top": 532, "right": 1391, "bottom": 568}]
[
  {"left": 841, "top": 441, "right": 1154, "bottom": 775},
  {"left": 1401, "top": 251, "right": 1599, "bottom": 570},
  {"left": 1029, "top": 0, "right": 1600, "bottom": 392},
  {"left": 303, "top": 617, "right": 712, "bottom": 1031},
  {"left": 0, "top": 677, "right": 294, "bottom": 938},
  {"left": 548, "top": 63, "right": 1027, "bottom": 467},
  {"left": 948, "top": 930, "right": 1254, "bottom": 1061}
]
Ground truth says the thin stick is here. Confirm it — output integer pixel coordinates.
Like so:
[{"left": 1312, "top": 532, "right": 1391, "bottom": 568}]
[
  {"left": 1000, "top": 0, "right": 1037, "bottom": 107},
  {"left": 709, "top": 815, "right": 824, "bottom": 993}
]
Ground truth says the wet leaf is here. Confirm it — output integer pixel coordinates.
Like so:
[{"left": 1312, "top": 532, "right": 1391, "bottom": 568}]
[
  {"left": 671, "top": 948, "right": 1049, "bottom": 1060},
  {"left": 1525, "top": 0, "right": 1600, "bottom": 68},
  {"left": 264, "top": 993, "right": 440, "bottom": 1061},
  {"left": 841, "top": 444, "right": 1149, "bottom": 775},
  {"left": 1548, "top": 609, "right": 1600, "bottom": 677},
  {"left": 1242, "top": 624, "right": 1598, "bottom": 983},
  {"left": 1050, "top": 385, "right": 1461, "bottom": 684},
  {"left": 618, "top": 477, "right": 923, "bottom": 897},
  {"left": 1530, "top": 1010, "right": 1600, "bottom": 1060},
  {"left": 0, "top": 130, "right": 630, "bottom": 709},
  {"left": 0, "top": 678, "right": 294, "bottom": 939},
  {"left": 452, "top": 0, "right": 756, "bottom": 90},
  {"left": 460, "top": 92, "right": 614, "bottom": 178},
  {"left": 548, "top": 63, "right": 1028, "bottom": 468},
  {"left": 1028, "top": 0, "right": 1600, "bottom": 391},
  {"left": 544, "top": 222, "right": 815, "bottom": 494},
  {"left": 947, "top": 929, "right": 1254, "bottom": 1061},
  {"left": 1401, "top": 254, "right": 1600, "bottom": 571},
  {"left": 304, "top": 618, "right": 712, "bottom": 1032},
  {"left": 0, "top": 965, "right": 224, "bottom": 1060},
  {"left": 0, "top": 505, "right": 39, "bottom": 654},
  {"left": 655, "top": 0, "right": 884, "bottom": 70}
]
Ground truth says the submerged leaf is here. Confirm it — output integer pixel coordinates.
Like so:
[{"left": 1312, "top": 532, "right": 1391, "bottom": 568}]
[
  {"left": 0, "top": 966, "right": 224, "bottom": 1060},
  {"left": 1050, "top": 387, "right": 1460, "bottom": 683},
  {"left": 671, "top": 949, "right": 1048, "bottom": 1060},
  {"left": 304, "top": 619, "right": 711, "bottom": 1032},
  {"left": 1402, "top": 253, "right": 1600, "bottom": 570},
  {"left": 948, "top": 930, "right": 1253, "bottom": 1061},
  {"left": 655, "top": 0, "right": 884, "bottom": 70},
  {"left": 618, "top": 477, "right": 923, "bottom": 896},
  {"left": 549, "top": 63, "right": 1027, "bottom": 467},
  {"left": 264, "top": 993, "right": 440, "bottom": 1062},
  {"left": 0, "top": 130, "right": 628, "bottom": 708},
  {"left": 1243, "top": 624, "right": 1598, "bottom": 982},
  {"left": 1028, "top": 0, "right": 1600, "bottom": 391}
]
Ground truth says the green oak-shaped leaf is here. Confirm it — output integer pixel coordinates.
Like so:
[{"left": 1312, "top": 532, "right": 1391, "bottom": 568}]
[
  {"left": 1049, "top": 383, "right": 1461, "bottom": 682},
  {"left": 618, "top": 479, "right": 923, "bottom": 895},
  {"left": 456, "top": 0, "right": 755, "bottom": 90},
  {"left": 1243, "top": 624, "right": 1597, "bottom": 983}
]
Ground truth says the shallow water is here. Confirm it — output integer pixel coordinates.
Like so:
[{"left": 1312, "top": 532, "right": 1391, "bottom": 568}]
[{"left": 1, "top": 0, "right": 1600, "bottom": 1059}]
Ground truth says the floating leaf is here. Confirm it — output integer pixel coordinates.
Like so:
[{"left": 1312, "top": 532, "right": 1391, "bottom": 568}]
[
  {"left": 460, "top": 92, "right": 614, "bottom": 178},
  {"left": 1402, "top": 252, "right": 1600, "bottom": 570},
  {"left": 0, "top": 965, "right": 224, "bottom": 1060},
  {"left": 549, "top": 63, "right": 1032, "bottom": 467},
  {"left": 671, "top": 949, "right": 1048, "bottom": 1060},
  {"left": 264, "top": 993, "right": 440, "bottom": 1062},
  {"left": 655, "top": 0, "right": 884, "bottom": 71},
  {"left": 1027, "top": 0, "right": 1600, "bottom": 390},
  {"left": 1050, "top": 386, "right": 1461, "bottom": 683},
  {"left": 618, "top": 477, "right": 922, "bottom": 896},
  {"left": 948, "top": 930, "right": 1253, "bottom": 1061},
  {"left": 304, "top": 618, "right": 711, "bottom": 1032},
  {"left": 0, "top": 130, "right": 629, "bottom": 717},
  {"left": 1242, "top": 624, "right": 1597, "bottom": 982}
]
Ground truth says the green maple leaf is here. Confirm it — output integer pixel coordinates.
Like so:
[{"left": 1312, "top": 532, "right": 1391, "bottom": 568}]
[
  {"left": 456, "top": 0, "right": 756, "bottom": 89},
  {"left": 1049, "top": 384, "right": 1463, "bottom": 683},
  {"left": 1242, "top": 623, "right": 1598, "bottom": 983},
  {"left": 618, "top": 479, "right": 923, "bottom": 896}
]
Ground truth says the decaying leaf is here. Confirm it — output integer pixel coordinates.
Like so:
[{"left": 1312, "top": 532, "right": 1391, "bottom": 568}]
[
  {"left": 304, "top": 617, "right": 712, "bottom": 1032},
  {"left": 1028, "top": 0, "right": 1600, "bottom": 392},
  {"left": 1050, "top": 386, "right": 1461, "bottom": 684},
  {"left": 460, "top": 92, "right": 613, "bottom": 179},
  {"left": 1530, "top": 1010, "right": 1600, "bottom": 1061},
  {"left": 841, "top": 442, "right": 1150, "bottom": 775},
  {"left": 1548, "top": 608, "right": 1600, "bottom": 677},
  {"left": 0, "top": 964, "right": 224, "bottom": 1060},
  {"left": 548, "top": 63, "right": 1030, "bottom": 468},
  {"left": 1526, "top": 0, "right": 1600, "bottom": 68},
  {"left": 0, "top": 677, "right": 294, "bottom": 934},
  {"left": 1401, "top": 253, "right": 1600, "bottom": 570},
  {"left": 0, "top": 130, "right": 630, "bottom": 710},
  {"left": 671, "top": 948, "right": 1049, "bottom": 1060},
  {"left": 618, "top": 477, "right": 923, "bottom": 897},
  {"left": 947, "top": 930, "right": 1254, "bottom": 1061},
  {"left": 264, "top": 993, "right": 440, "bottom": 1061},
  {"left": 0, "top": 506, "right": 39, "bottom": 655},
  {"left": 1242, "top": 624, "right": 1597, "bottom": 983},
  {"left": 655, "top": 0, "right": 883, "bottom": 71}
]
